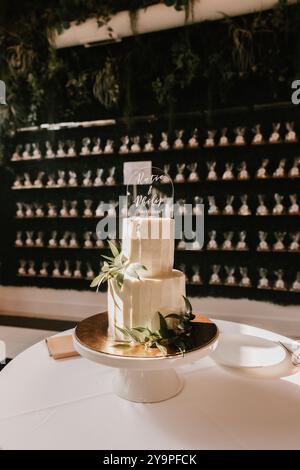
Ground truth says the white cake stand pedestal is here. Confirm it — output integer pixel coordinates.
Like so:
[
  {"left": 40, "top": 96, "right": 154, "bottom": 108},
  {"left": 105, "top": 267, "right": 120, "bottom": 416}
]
[{"left": 73, "top": 312, "right": 219, "bottom": 403}]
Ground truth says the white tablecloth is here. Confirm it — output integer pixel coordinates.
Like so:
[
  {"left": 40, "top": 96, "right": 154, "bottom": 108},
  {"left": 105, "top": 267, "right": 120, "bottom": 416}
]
[{"left": 0, "top": 319, "right": 300, "bottom": 450}]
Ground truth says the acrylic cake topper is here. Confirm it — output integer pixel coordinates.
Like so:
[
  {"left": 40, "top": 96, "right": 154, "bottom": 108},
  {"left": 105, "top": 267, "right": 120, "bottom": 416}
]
[{"left": 126, "top": 166, "right": 174, "bottom": 217}]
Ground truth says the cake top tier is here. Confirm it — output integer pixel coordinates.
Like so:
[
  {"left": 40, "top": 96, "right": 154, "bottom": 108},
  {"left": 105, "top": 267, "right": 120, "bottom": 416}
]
[{"left": 121, "top": 217, "right": 175, "bottom": 277}]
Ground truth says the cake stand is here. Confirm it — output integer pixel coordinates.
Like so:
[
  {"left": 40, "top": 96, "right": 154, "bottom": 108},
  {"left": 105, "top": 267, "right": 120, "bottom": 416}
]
[{"left": 73, "top": 312, "right": 219, "bottom": 403}]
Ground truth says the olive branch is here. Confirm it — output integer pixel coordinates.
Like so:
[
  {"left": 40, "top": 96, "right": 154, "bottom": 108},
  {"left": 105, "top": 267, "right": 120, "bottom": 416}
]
[
  {"left": 90, "top": 240, "right": 147, "bottom": 290},
  {"left": 115, "top": 296, "right": 196, "bottom": 356}
]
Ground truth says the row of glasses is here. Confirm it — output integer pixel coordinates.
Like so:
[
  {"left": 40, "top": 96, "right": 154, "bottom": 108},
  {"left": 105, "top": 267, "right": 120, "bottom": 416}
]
[
  {"left": 17, "top": 259, "right": 96, "bottom": 279},
  {"left": 15, "top": 199, "right": 119, "bottom": 218},
  {"left": 12, "top": 168, "right": 117, "bottom": 189}
]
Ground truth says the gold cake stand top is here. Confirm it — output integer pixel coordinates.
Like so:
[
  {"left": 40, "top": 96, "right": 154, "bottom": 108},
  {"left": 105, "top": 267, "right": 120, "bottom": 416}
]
[{"left": 75, "top": 312, "right": 219, "bottom": 359}]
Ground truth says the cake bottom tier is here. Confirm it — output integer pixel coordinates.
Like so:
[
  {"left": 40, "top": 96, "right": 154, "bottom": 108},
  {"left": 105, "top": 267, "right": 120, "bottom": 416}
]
[{"left": 108, "top": 269, "right": 186, "bottom": 340}]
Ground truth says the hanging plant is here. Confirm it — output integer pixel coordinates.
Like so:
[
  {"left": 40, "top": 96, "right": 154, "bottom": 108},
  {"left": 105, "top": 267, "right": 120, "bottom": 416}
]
[
  {"left": 93, "top": 57, "right": 120, "bottom": 109},
  {"left": 152, "top": 37, "right": 199, "bottom": 107}
]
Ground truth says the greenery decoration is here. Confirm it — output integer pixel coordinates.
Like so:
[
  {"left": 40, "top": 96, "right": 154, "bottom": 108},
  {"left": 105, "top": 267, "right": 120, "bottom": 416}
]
[
  {"left": 93, "top": 57, "right": 120, "bottom": 108},
  {"left": 116, "top": 296, "right": 196, "bottom": 356},
  {"left": 152, "top": 36, "right": 200, "bottom": 107},
  {"left": 90, "top": 240, "right": 147, "bottom": 290}
]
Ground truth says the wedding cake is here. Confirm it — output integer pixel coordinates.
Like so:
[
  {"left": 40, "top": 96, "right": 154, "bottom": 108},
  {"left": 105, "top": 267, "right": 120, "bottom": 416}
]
[{"left": 107, "top": 217, "right": 186, "bottom": 340}]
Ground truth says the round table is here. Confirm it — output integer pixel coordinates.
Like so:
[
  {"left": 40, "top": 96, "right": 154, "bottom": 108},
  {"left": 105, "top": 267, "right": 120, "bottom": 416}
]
[{"left": 0, "top": 319, "right": 300, "bottom": 450}]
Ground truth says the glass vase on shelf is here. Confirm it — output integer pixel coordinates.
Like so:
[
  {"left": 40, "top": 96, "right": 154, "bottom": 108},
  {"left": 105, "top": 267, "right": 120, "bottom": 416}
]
[
  {"left": 60, "top": 200, "right": 69, "bottom": 217},
  {"left": 207, "top": 230, "right": 218, "bottom": 250},
  {"left": 174, "top": 163, "right": 185, "bottom": 183},
  {"left": 67, "top": 140, "right": 76, "bottom": 157},
  {"left": 69, "top": 201, "right": 78, "bottom": 217},
  {"left": 74, "top": 261, "right": 82, "bottom": 278},
  {"left": 273, "top": 232, "right": 286, "bottom": 251},
  {"left": 130, "top": 136, "right": 141, "bottom": 153},
  {"left": 159, "top": 132, "right": 170, "bottom": 151},
  {"left": 24, "top": 173, "right": 32, "bottom": 188},
  {"left": 257, "top": 268, "right": 270, "bottom": 289},
  {"left": 52, "top": 260, "right": 61, "bottom": 277},
  {"left": 68, "top": 171, "right": 78, "bottom": 187},
  {"left": 191, "top": 265, "right": 202, "bottom": 284},
  {"left": 204, "top": 130, "right": 216, "bottom": 147},
  {"left": 28, "top": 260, "right": 36, "bottom": 276},
  {"left": 239, "top": 267, "right": 251, "bottom": 287},
  {"left": 238, "top": 195, "right": 251, "bottom": 216},
  {"left": 16, "top": 202, "right": 24, "bottom": 218},
  {"left": 285, "top": 122, "right": 297, "bottom": 143},
  {"left": 11, "top": 145, "right": 22, "bottom": 161},
  {"left": 256, "top": 158, "right": 269, "bottom": 179},
  {"left": 187, "top": 163, "right": 199, "bottom": 182},
  {"left": 35, "top": 231, "right": 44, "bottom": 247},
  {"left": 224, "top": 266, "right": 236, "bottom": 286},
  {"left": 222, "top": 162, "right": 234, "bottom": 180},
  {"left": 188, "top": 128, "right": 199, "bottom": 148},
  {"left": 219, "top": 128, "right": 229, "bottom": 146},
  {"left": 106, "top": 167, "right": 116, "bottom": 185},
  {"left": 222, "top": 231, "right": 234, "bottom": 250},
  {"left": 92, "top": 137, "right": 101, "bottom": 154},
  {"left": 207, "top": 161, "right": 217, "bottom": 180},
  {"left": 47, "top": 203, "right": 57, "bottom": 218},
  {"left": 56, "top": 141, "right": 66, "bottom": 157},
  {"left": 15, "top": 231, "right": 23, "bottom": 247},
  {"left": 234, "top": 127, "right": 246, "bottom": 145},
  {"left": 57, "top": 170, "right": 66, "bottom": 187},
  {"left": 32, "top": 143, "right": 41, "bottom": 159},
  {"left": 22, "top": 143, "right": 31, "bottom": 160},
  {"left": 63, "top": 261, "right": 72, "bottom": 278},
  {"left": 45, "top": 141, "right": 55, "bottom": 159},
  {"left": 18, "top": 260, "right": 27, "bottom": 276},
  {"left": 13, "top": 175, "right": 24, "bottom": 189},
  {"left": 33, "top": 172, "right": 45, "bottom": 188},
  {"left": 223, "top": 195, "right": 235, "bottom": 215},
  {"left": 208, "top": 196, "right": 220, "bottom": 215},
  {"left": 256, "top": 195, "right": 269, "bottom": 216},
  {"left": 288, "top": 157, "right": 300, "bottom": 178},
  {"left": 25, "top": 203, "right": 34, "bottom": 217},
  {"left": 272, "top": 194, "right": 285, "bottom": 215},
  {"left": 289, "top": 232, "right": 300, "bottom": 252},
  {"left": 236, "top": 231, "right": 248, "bottom": 251},
  {"left": 94, "top": 168, "right": 104, "bottom": 186},
  {"left": 274, "top": 269, "right": 286, "bottom": 291},
  {"left": 83, "top": 200, "right": 93, "bottom": 218},
  {"left": 237, "top": 161, "right": 249, "bottom": 180},
  {"left": 288, "top": 194, "right": 299, "bottom": 215},
  {"left": 209, "top": 265, "right": 221, "bottom": 285},
  {"left": 273, "top": 158, "right": 286, "bottom": 179},
  {"left": 48, "top": 231, "right": 58, "bottom": 248},
  {"left": 69, "top": 232, "right": 79, "bottom": 248},
  {"left": 143, "top": 133, "right": 154, "bottom": 152},
  {"left": 84, "top": 231, "right": 93, "bottom": 248},
  {"left": 82, "top": 170, "right": 92, "bottom": 187},
  {"left": 269, "top": 123, "right": 281, "bottom": 144},
  {"left": 59, "top": 231, "right": 70, "bottom": 248},
  {"left": 39, "top": 262, "right": 49, "bottom": 277},
  {"left": 104, "top": 139, "right": 114, "bottom": 154},
  {"left": 80, "top": 137, "right": 91, "bottom": 156},
  {"left": 291, "top": 272, "right": 300, "bottom": 292},
  {"left": 86, "top": 263, "right": 95, "bottom": 280},
  {"left": 257, "top": 231, "right": 270, "bottom": 251},
  {"left": 46, "top": 173, "right": 56, "bottom": 188},
  {"left": 173, "top": 130, "right": 184, "bottom": 149},
  {"left": 119, "top": 136, "right": 129, "bottom": 154},
  {"left": 252, "top": 124, "right": 264, "bottom": 145}
]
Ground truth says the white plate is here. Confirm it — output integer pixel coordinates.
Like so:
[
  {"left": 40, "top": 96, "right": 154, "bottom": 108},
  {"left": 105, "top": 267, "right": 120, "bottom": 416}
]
[{"left": 211, "top": 333, "right": 286, "bottom": 368}]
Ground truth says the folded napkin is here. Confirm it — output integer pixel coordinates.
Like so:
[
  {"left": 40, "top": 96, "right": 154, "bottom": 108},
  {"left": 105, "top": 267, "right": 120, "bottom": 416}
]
[{"left": 46, "top": 335, "right": 79, "bottom": 360}]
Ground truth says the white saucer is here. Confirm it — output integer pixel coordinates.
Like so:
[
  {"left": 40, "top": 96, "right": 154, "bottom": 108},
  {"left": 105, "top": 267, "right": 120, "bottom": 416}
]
[{"left": 211, "top": 333, "right": 286, "bottom": 368}]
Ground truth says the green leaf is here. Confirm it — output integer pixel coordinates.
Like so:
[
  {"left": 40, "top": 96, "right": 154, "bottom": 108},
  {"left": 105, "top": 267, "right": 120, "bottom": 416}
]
[
  {"left": 90, "top": 274, "right": 103, "bottom": 288},
  {"left": 115, "top": 325, "right": 140, "bottom": 343},
  {"left": 101, "top": 255, "right": 115, "bottom": 262},
  {"left": 183, "top": 295, "right": 192, "bottom": 316},
  {"left": 132, "top": 326, "right": 151, "bottom": 334},
  {"left": 158, "top": 312, "right": 170, "bottom": 338},
  {"left": 156, "top": 342, "right": 168, "bottom": 356},
  {"left": 108, "top": 240, "right": 119, "bottom": 257},
  {"left": 165, "top": 313, "right": 182, "bottom": 320}
]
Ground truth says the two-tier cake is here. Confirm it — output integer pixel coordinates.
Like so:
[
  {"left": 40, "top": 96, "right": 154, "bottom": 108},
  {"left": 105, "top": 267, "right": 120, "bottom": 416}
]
[{"left": 107, "top": 216, "right": 186, "bottom": 340}]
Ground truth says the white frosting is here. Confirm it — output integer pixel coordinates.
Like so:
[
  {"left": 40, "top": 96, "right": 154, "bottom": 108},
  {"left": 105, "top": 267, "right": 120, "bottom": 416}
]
[
  {"left": 121, "top": 217, "right": 174, "bottom": 277},
  {"left": 108, "top": 270, "right": 186, "bottom": 340}
]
